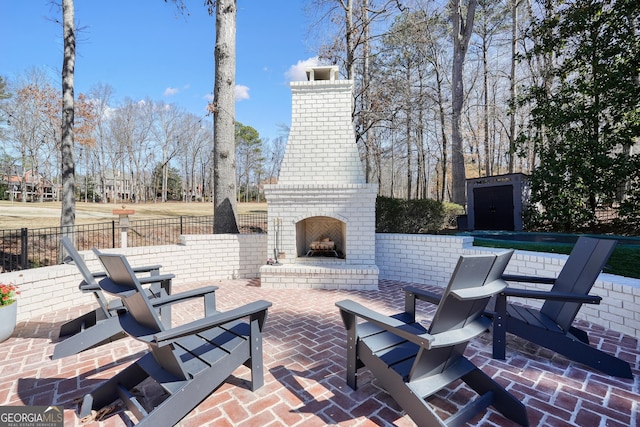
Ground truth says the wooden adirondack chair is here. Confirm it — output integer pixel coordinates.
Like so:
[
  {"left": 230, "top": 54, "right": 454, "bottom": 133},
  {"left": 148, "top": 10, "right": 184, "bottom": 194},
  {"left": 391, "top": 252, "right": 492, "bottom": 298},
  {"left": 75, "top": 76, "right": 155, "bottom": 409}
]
[
  {"left": 490, "top": 236, "right": 632, "bottom": 378},
  {"left": 336, "top": 251, "right": 529, "bottom": 427},
  {"left": 79, "top": 252, "right": 272, "bottom": 426},
  {"left": 54, "top": 237, "right": 215, "bottom": 360}
]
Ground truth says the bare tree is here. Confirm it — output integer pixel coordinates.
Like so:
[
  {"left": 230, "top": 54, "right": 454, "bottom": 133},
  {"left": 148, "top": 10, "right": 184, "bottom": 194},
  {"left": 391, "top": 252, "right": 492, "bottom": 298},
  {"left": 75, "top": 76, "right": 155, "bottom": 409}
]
[
  {"left": 61, "top": 0, "right": 76, "bottom": 236},
  {"left": 107, "top": 98, "right": 155, "bottom": 203},
  {"left": 86, "top": 83, "right": 114, "bottom": 202},
  {"left": 209, "top": 0, "right": 239, "bottom": 233},
  {"left": 3, "top": 71, "right": 59, "bottom": 203},
  {"left": 450, "top": 0, "right": 477, "bottom": 205},
  {"left": 507, "top": 0, "right": 520, "bottom": 173},
  {"left": 177, "top": 113, "right": 210, "bottom": 202},
  {"left": 311, "top": 0, "right": 404, "bottom": 186},
  {"left": 152, "top": 102, "right": 185, "bottom": 202},
  {"left": 166, "top": 0, "right": 239, "bottom": 228}
]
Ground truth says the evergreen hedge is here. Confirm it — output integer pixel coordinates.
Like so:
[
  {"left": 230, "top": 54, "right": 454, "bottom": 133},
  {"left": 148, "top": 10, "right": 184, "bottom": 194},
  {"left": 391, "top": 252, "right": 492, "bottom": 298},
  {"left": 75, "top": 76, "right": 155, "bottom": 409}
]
[{"left": 376, "top": 196, "right": 447, "bottom": 234}]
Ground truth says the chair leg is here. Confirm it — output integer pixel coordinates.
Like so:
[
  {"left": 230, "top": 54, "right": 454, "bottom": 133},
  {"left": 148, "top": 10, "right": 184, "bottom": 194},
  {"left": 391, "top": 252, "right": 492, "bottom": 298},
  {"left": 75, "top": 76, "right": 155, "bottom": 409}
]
[
  {"left": 508, "top": 320, "right": 633, "bottom": 379},
  {"left": 338, "top": 310, "right": 358, "bottom": 390},
  {"left": 58, "top": 310, "right": 100, "bottom": 337},
  {"left": 553, "top": 335, "right": 632, "bottom": 379},
  {"left": 568, "top": 326, "right": 589, "bottom": 344},
  {"left": 462, "top": 367, "right": 529, "bottom": 426},
  {"left": 133, "top": 365, "right": 238, "bottom": 427},
  {"left": 492, "top": 294, "right": 507, "bottom": 360},
  {"left": 248, "top": 314, "right": 265, "bottom": 391},
  {"left": 53, "top": 317, "right": 126, "bottom": 360},
  {"left": 362, "top": 347, "right": 450, "bottom": 427},
  {"left": 80, "top": 360, "right": 150, "bottom": 419}
]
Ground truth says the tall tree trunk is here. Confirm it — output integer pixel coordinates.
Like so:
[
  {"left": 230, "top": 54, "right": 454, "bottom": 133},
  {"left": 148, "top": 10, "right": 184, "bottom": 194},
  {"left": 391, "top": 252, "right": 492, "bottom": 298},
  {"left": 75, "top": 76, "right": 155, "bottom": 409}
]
[
  {"left": 213, "top": 0, "right": 239, "bottom": 233},
  {"left": 345, "top": 0, "right": 355, "bottom": 80},
  {"left": 508, "top": 0, "right": 519, "bottom": 173},
  {"left": 362, "top": 0, "right": 371, "bottom": 182},
  {"left": 60, "top": 0, "right": 76, "bottom": 240},
  {"left": 417, "top": 70, "right": 426, "bottom": 199},
  {"left": 436, "top": 67, "right": 448, "bottom": 202},
  {"left": 450, "top": 0, "right": 477, "bottom": 205},
  {"left": 482, "top": 24, "right": 490, "bottom": 176},
  {"left": 405, "top": 65, "right": 412, "bottom": 200}
]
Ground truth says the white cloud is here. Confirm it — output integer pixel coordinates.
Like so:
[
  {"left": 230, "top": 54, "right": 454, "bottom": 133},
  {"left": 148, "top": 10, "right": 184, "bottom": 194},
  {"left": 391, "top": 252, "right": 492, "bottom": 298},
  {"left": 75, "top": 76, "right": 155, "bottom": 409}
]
[
  {"left": 102, "top": 105, "right": 116, "bottom": 120},
  {"left": 285, "top": 57, "right": 319, "bottom": 82},
  {"left": 164, "top": 87, "right": 180, "bottom": 96},
  {"left": 235, "top": 85, "right": 250, "bottom": 101}
]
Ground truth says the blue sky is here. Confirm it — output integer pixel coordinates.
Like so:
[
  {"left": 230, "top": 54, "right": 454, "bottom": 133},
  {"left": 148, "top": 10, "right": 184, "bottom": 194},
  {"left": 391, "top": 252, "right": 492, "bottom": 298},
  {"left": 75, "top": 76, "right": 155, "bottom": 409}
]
[{"left": 1, "top": 1, "right": 321, "bottom": 142}]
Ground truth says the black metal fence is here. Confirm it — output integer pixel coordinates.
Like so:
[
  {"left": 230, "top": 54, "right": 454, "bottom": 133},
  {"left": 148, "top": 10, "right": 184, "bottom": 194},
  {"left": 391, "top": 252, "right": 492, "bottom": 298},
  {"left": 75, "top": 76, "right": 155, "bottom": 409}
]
[{"left": 0, "top": 213, "right": 267, "bottom": 272}]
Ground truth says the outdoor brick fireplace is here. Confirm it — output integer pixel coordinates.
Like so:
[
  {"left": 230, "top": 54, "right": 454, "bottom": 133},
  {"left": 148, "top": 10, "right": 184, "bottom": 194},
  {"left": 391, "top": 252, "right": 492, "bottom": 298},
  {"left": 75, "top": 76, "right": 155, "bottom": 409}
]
[{"left": 260, "top": 66, "right": 378, "bottom": 289}]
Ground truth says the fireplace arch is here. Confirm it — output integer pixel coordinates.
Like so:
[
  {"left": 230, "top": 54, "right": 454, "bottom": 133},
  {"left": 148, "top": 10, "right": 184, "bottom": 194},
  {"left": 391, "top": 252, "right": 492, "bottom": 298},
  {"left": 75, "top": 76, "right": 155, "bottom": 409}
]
[{"left": 295, "top": 215, "right": 346, "bottom": 259}]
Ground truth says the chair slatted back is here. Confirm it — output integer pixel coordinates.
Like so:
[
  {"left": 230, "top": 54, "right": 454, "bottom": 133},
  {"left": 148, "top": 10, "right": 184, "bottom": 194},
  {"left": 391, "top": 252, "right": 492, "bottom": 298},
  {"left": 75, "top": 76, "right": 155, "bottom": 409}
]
[
  {"left": 97, "top": 253, "right": 165, "bottom": 334},
  {"left": 541, "top": 237, "right": 617, "bottom": 331},
  {"left": 429, "top": 251, "right": 511, "bottom": 335},
  {"left": 61, "top": 236, "right": 111, "bottom": 315},
  {"left": 409, "top": 252, "right": 511, "bottom": 380},
  {"left": 97, "top": 253, "right": 190, "bottom": 380}
]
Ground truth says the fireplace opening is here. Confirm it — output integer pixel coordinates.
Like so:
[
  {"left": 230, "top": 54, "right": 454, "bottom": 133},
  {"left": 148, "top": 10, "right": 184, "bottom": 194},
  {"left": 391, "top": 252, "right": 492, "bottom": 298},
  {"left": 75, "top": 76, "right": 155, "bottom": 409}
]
[{"left": 296, "top": 216, "right": 346, "bottom": 259}]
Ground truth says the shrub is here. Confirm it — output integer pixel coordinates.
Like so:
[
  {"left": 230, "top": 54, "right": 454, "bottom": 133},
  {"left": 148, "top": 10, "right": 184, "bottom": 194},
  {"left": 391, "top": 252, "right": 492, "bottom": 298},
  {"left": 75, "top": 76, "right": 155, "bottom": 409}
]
[
  {"left": 443, "top": 202, "right": 465, "bottom": 228},
  {"left": 376, "top": 196, "right": 445, "bottom": 234}
]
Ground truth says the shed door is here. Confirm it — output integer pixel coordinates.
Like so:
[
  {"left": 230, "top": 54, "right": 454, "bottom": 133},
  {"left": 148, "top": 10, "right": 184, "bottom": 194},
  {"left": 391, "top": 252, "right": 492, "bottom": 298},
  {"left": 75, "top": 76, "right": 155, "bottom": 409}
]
[{"left": 473, "top": 185, "right": 514, "bottom": 230}]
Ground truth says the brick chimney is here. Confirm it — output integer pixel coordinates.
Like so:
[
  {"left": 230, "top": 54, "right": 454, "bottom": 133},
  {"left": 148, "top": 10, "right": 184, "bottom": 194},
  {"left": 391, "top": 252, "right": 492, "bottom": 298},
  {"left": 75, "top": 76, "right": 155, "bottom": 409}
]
[{"left": 260, "top": 66, "right": 378, "bottom": 290}]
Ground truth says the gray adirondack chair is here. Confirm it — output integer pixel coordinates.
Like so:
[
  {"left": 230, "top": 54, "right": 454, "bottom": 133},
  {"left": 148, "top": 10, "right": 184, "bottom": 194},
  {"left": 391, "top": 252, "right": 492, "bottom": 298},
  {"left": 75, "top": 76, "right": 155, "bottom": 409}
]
[
  {"left": 490, "top": 236, "right": 632, "bottom": 378},
  {"left": 79, "top": 252, "right": 272, "bottom": 426},
  {"left": 336, "top": 251, "right": 529, "bottom": 427},
  {"left": 54, "top": 237, "right": 215, "bottom": 360}
]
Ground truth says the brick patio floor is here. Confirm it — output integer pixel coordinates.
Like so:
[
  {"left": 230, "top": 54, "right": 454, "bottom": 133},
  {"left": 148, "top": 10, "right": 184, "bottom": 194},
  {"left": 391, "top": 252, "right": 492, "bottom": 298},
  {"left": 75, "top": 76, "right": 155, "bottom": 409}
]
[{"left": 1, "top": 279, "right": 638, "bottom": 427}]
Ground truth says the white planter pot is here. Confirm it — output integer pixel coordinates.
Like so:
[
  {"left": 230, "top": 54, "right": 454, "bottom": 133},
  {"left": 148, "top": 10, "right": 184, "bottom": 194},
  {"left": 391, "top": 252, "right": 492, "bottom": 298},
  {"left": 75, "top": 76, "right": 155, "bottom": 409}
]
[{"left": 0, "top": 302, "right": 17, "bottom": 342}]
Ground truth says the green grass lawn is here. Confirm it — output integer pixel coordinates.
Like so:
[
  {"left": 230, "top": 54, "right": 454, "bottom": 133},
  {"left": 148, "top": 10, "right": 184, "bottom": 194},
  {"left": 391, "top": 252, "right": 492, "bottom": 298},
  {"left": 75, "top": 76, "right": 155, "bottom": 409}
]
[{"left": 472, "top": 239, "right": 640, "bottom": 279}]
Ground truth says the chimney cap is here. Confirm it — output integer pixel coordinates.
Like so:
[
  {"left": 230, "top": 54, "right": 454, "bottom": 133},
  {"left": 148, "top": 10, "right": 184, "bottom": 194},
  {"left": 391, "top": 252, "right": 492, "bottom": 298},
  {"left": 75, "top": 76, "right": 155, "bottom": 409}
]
[{"left": 305, "top": 66, "right": 339, "bottom": 81}]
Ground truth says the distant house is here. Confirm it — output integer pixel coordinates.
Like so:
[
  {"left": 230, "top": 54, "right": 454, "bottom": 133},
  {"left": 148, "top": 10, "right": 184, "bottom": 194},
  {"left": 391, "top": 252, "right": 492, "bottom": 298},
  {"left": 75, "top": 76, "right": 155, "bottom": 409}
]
[
  {"left": 101, "top": 170, "right": 132, "bottom": 203},
  {"left": 2, "top": 169, "right": 57, "bottom": 201}
]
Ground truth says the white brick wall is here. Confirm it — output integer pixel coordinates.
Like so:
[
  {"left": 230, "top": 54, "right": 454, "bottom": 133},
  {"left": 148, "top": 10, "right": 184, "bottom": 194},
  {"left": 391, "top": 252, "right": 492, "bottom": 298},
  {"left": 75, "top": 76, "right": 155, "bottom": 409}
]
[
  {"left": 3, "top": 234, "right": 267, "bottom": 322},
  {"left": 3, "top": 233, "right": 638, "bottom": 338},
  {"left": 375, "top": 234, "right": 640, "bottom": 338},
  {"left": 260, "top": 263, "right": 379, "bottom": 290},
  {"left": 279, "top": 81, "right": 365, "bottom": 185}
]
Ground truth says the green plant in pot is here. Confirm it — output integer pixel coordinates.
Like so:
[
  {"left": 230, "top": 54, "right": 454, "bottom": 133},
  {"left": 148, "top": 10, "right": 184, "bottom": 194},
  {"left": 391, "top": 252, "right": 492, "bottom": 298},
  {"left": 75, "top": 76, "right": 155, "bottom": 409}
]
[{"left": 0, "top": 283, "right": 19, "bottom": 342}]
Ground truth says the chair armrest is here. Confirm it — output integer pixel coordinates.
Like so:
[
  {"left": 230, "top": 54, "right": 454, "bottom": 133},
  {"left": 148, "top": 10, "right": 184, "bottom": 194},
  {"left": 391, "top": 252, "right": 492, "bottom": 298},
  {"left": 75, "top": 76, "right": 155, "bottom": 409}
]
[
  {"left": 501, "top": 287, "right": 602, "bottom": 304},
  {"left": 336, "top": 299, "right": 434, "bottom": 348},
  {"left": 91, "top": 265, "right": 163, "bottom": 280},
  {"left": 153, "top": 300, "right": 272, "bottom": 344},
  {"left": 502, "top": 274, "right": 556, "bottom": 285},
  {"left": 429, "top": 316, "right": 492, "bottom": 348},
  {"left": 452, "top": 279, "right": 507, "bottom": 300},
  {"left": 150, "top": 286, "right": 218, "bottom": 307},
  {"left": 79, "top": 281, "right": 100, "bottom": 292},
  {"left": 404, "top": 286, "right": 443, "bottom": 305},
  {"left": 132, "top": 264, "right": 162, "bottom": 273},
  {"left": 138, "top": 274, "right": 175, "bottom": 285},
  {"left": 403, "top": 286, "right": 443, "bottom": 323}
]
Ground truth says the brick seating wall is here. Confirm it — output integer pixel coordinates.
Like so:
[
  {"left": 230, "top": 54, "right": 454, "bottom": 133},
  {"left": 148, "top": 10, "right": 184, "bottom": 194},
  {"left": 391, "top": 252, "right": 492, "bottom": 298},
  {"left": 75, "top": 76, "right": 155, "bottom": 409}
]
[{"left": 2, "top": 233, "right": 638, "bottom": 339}]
